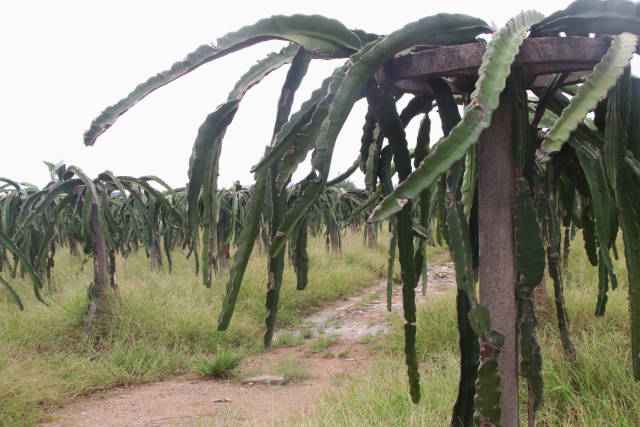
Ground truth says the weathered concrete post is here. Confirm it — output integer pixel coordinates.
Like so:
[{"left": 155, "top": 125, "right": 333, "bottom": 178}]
[
  {"left": 477, "top": 92, "right": 519, "bottom": 426},
  {"left": 85, "top": 203, "right": 110, "bottom": 332}
]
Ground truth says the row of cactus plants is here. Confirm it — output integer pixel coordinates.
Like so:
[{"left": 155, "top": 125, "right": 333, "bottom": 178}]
[{"left": 1, "top": 0, "right": 634, "bottom": 424}]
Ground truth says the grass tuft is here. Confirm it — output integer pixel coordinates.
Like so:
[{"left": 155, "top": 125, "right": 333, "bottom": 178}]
[
  {"left": 197, "top": 350, "right": 243, "bottom": 379},
  {"left": 275, "top": 358, "right": 310, "bottom": 382},
  {"left": 308, "top": 334, "right": 341, "bottom": 355},
  {"left": 274, "top": 331, "right": 303, "bottom": 347}
]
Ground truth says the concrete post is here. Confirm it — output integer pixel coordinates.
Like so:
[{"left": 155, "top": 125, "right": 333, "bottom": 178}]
[
  {"left": 85, "top": 203, "right": 110, "bottom": 332},
  {"left": 477, "top": 92, "right": 519, "bottom": 426}
]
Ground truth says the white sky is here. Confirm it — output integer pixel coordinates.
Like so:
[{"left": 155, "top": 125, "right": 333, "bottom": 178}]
[{"left": 1, "top": 0, "right": 638, "bottom": 189}]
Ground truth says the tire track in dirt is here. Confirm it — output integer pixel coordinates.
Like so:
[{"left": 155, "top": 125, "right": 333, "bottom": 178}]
[{"left": 43, "top": 263, "right": 455, "bottom": 426}]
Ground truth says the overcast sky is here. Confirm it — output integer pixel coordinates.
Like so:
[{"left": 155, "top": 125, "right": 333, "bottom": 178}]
[{"left": 1, "top": 0, "right": 638, "bottom": 190}]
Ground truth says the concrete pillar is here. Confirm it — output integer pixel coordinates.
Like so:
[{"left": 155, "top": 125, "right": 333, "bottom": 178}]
[
  {"left": 85, "top": 203, "right": 110, "bottom": 332},
  {"left": 477, "top": 92, "right": 519, "bottom": 426}
]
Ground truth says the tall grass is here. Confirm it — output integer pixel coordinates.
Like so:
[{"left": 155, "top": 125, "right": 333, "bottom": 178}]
[
  {"left": 0, "top": 230, "right": 390, "bottom": 425},
  {"left": 306, "top": 232, "right": 640, "bottom": 426}
]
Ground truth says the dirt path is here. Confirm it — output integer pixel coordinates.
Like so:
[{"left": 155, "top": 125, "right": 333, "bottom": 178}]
[{"left": 44, "top": 263, "right": 455, "bottom": 426}]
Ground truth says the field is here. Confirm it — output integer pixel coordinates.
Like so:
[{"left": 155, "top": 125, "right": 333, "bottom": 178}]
[
  {"left": 0, "top": 231, "right": 391, "bottom": 425},
  {"left": 2, "top": 230, "right": 638, "bottom": 426}
]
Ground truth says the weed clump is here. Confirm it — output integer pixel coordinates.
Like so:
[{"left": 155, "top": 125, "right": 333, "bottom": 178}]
[{"left": 197, "top": 350, "right": 243, "bottom": 378}]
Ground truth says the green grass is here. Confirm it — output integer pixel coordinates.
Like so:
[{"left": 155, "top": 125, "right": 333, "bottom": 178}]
[
  {"left": 305, "top": 232, "right": 640, "bottom": 426},
  {"left": 274, "top": 331, "right": 304, "bottom": 347},
  {"left": 197, "top": 349, "right": 243, "bottom": 378},
  {"left": 0, "top": 230, "right": 391, "bottom": 426},
  {"left": 308, "top": 334, "right": 341, "bottom": 354},
  {"left": 275, "top": 358, "right": 310, "bottom": 382}
]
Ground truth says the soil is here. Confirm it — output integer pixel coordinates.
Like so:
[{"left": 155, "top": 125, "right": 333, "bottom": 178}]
[{"left": 43, "top": 263, "right": 455, "bottom": 426}]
